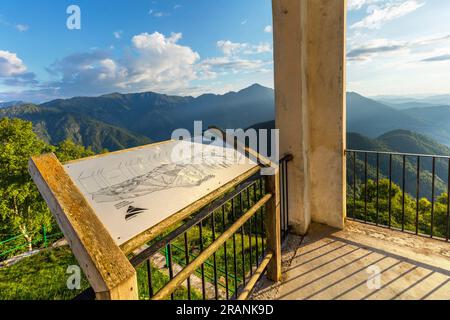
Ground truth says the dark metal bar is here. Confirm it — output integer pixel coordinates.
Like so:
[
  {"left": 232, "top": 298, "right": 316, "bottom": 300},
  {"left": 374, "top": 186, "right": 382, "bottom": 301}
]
[
  {"left": 183, "top": 232, "right": 191, "bottom": 300},
  {"left": 416, "top": 156, "right": 420, "bottom": 235},
  {"left": 402, "top": 155, "right": 406, "bottom": 232},
  {"left": 211, "top": 213, "right": 218, "bottom": 300},
  {"left": 247, "top": 186, "right": 251, "bottom": 212},
  {"left": 259, "top": 178, "right": 263, "bottom": 201},
  {"left": 253, "top": 183, "right": 259, "bottom": 266},
  {"left": 222, "top": 206, "right": 229, "bottom": 300},
  {"left": 240, "top": 225, "right": 246, "bottom": 289},
  {"left": 389, "top": 154, "right": 393, "bottom": 228},
  {"left": 431, "top": 157, "right": 436, "bottom": 238},
  {"left": 285, "top": 157, "right": 290, "bottom": 235},
  {"left": 364, "top": 152, "right": 368, "bottom": 222},
  {"left": 130, "top": 174, "right": 260, "bottom": 267},
  {"left": 240, "top": 194, "right": 246, "bottom": 288},
  {"left": 283, "top": 160, "right": 288, "bottom": 237},
  {"left": 231, "top": 198, "right": 238, "bottom": 297},
  {"left": 198, "top": 222, "right": 206, "bottom": 300},
  {"left": 259, "top": 179, "right": 265, "bottom": 253},
  {"left": 245, "top": 188, "right": 253, "bottom": 272},
  {"left": 376, "top": 153, "right": 379, "bottom": 225},
  {"left": 260, "top": 207, "right": 265, "bottom": 254},
  {"left": 282, "top": 161, "right": 287, "bottom": 238},
  {"left": 167, "top": 243, "right": 174, "bottom": 300},
  {"left": 346, "top": 149, "right": 450, "bottom": 160},
  {"left": 146, "top": 259, "right": 153, "bottom": 298},
  {"left": 248, "top": 216, "right": 253, "bottom": 276}
]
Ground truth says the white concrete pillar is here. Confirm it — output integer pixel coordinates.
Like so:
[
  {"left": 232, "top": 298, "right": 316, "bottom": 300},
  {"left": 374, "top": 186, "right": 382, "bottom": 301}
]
[{"left": 273, "top": 0, "right": 346, "bottom": 233}]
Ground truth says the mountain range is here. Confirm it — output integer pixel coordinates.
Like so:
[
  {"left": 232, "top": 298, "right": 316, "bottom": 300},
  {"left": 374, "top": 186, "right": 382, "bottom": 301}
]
[
  {"left": 0, "top": 101, "right": 27, "bottom": 108},
  {"left": 0, "top": 84, "right": 274, "bottom": 152},
  {"left": 347, "top": 92, "right": 450, "bottom": 146},
  {"left": 374, "top": 94, "right": 450, "bottom": 107},
  {"left": 1, "top": 84, "right": 450, "bottom": 159},
  {"left": 249, "top": 118, "right": 450, "bottom": 198},
  {"left": 347, "top": 130, "right": 450, "bottom": 199}
]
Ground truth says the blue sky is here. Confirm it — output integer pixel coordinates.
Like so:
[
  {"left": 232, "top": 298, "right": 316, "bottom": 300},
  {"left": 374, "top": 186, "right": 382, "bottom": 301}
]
[
  {"left": 347, "top": 0, "right": 450, "bottom": 97},
  {"left": 0, "top": 0, "right": 448, "bottom": 102}
]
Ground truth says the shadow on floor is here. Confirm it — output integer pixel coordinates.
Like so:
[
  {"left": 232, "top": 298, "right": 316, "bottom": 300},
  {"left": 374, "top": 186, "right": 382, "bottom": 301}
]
[{"left": 252, "top": 222, "right": 450, "bottom": 300}]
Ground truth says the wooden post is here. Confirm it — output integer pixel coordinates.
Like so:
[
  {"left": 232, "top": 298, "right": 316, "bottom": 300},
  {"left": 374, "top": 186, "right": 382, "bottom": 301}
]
[
  {"left": 29, "top": 153, "right": 138, "bottom": 300},
  {"left": 265, "top": 169, "right": 282, "bottom": 282}
]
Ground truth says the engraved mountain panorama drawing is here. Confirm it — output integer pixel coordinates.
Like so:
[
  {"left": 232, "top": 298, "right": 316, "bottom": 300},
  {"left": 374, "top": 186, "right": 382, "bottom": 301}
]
[
  {"left": 77, "top": 152, "right": 233, "bottom": 204},
  {"left": 62, "top": 140, "right": 257, "bottom": 245}
]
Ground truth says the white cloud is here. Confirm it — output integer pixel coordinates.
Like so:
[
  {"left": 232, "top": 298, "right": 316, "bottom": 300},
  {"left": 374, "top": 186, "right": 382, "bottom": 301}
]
[
  {"left": 43, "top": 32, "right": 201, "bottom": 96},
  {"left": 217, "top": 40, "right": 247, "bottom": 57},
  {"left": 15, "top": 24, "right": 29, "bottom": 32},
  {"left": 347, "top": 34, "right": 450, "bottom": 62},
  {"left": 0, "top": 50, "right": 27, "bottom": 77},
  {"left": 241, "top": 20, "right": 248, "bottom": 25},
  {"left": 1, "top": 32, "right": 274, "bottom": 100},
  {"left": 217, "top": 40, "right": 272, "bottom": 57},
  {"left": 264, "top": 25, "right": 272, "bottom": 33},
  {"left": 351, "top": 0, "right": 425, "bottom": 29},
  {"left": 113, "top": 30, "right": 123, "bottom": 39},
  {"left": 198, "top": 56, "right": 271, "bottom": 82},
  {"left": 149, "top": 9, "right": 169, "bottom": 17},
  {"left": 348, "top": 0, "right": 383, "bottom": 11},
  {"left": 246, "top": 43, "right": 272, "bottom": 54}
]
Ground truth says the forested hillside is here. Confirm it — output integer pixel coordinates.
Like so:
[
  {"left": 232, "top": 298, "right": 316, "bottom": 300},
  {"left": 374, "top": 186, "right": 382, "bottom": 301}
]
[{"left": 0, "top": 84, "right": 274, "bottom": 152}]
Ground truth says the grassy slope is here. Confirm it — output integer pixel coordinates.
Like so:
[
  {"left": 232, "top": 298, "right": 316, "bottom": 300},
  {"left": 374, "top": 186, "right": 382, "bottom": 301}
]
[
  {"left": 0, "top": 246, "right": 200, "bottom": 300},
  {"left": 0, "top": 247, "right": 89, "bottom": 300}
]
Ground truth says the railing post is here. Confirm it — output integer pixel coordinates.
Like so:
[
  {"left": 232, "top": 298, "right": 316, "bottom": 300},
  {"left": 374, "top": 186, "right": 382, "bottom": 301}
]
[
  {"left": 265, "top": 170, "right": 282, "bottom": 282},
  {"left": 165, "top": 245, "right": 170, "bottom": 267}
]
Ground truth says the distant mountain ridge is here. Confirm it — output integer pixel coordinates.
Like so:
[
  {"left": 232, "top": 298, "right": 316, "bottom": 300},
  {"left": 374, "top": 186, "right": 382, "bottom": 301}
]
[
  {"left": 3, "top": 84, "right": 450, "bottom": 153},
  {"left": 347, "top": 92, "right": 450, "bottom": 146},
  {"left": 246, "top": 120, "right": 450, "bottom": 198},
  {"left": 373, "top": 94, "right": 450, "bottom": 107},
  {"left": 0, "top": 101, "right": 27, "bottom": 108},
  {"left": 0, "top": 84, "right": 274, "bottom": 151}
]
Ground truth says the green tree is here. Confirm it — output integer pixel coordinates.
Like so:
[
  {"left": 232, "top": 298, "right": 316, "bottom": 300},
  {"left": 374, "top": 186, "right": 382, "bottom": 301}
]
[
  {"left": 0, "top": 118, "right": 53, "bottom": 250},
  {"left": 54, "top": 139, "right": 95, "bottom": 163}
]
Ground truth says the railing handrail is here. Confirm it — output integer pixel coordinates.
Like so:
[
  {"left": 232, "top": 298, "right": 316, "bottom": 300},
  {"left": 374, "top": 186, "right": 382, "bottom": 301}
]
[
  {"left": 151, "top": 194, "right": 272, "bottom": 300},
  {"left": 345, "top": 149, "right": 450, "bottom": 242},
  {"left": 75, "top": 154, "right": 293, "bottom": 301},
  {"left": 130, "top": 174, "right": 261, "bottom": 268},
  {"left": 346, "top": 149, "right": 450, "bottom": 160}
]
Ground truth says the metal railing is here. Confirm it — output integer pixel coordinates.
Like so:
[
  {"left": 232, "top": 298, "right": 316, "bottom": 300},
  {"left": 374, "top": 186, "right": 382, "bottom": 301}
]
[
  {"left": 0, "top": 225, "right": 63, "bottom": 260},
  {"left": 133, "top": 173, "right": 269, "bottom": 300},
  {"left": 279, "top": 154, "right": 293, "bottom": 242},
  {"left": 75, "top": 155, "right": 293, "bottom": 300},
  {"left": 346, "top": 150, "right": 450, "bottom": 241}
]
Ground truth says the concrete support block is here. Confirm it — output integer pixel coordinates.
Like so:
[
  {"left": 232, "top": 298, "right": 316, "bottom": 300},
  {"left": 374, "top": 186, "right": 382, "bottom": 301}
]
[{"left": 273, "top": 0, "right": 346, "bottom": 233}]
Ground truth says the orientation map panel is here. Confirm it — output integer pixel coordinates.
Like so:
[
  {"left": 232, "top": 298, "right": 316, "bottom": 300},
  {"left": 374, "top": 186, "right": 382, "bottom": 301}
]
[{"left": 63, "top": 140, "right": 258, "bottom": 246}]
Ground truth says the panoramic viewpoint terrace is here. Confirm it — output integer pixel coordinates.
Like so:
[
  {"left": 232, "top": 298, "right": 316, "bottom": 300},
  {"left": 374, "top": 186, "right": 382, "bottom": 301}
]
[{"left": 25, "top": 0, "right": 449, "bottom": 301}]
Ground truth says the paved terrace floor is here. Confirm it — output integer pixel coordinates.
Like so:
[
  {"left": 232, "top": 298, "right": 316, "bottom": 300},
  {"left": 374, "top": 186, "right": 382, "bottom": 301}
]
[{"left": 252, "top": 221, "right": 450, "bottom": 300}]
